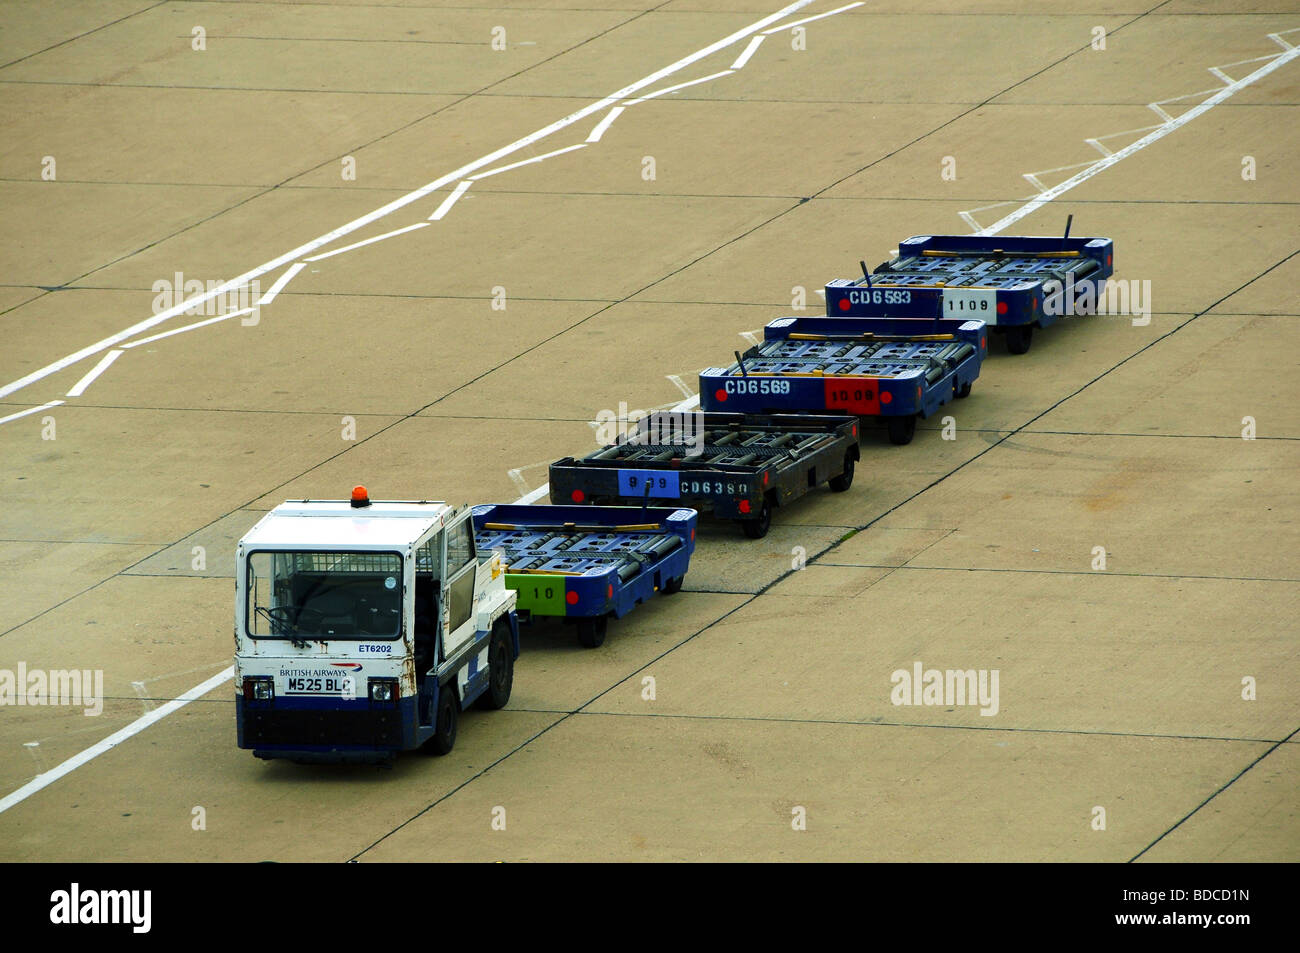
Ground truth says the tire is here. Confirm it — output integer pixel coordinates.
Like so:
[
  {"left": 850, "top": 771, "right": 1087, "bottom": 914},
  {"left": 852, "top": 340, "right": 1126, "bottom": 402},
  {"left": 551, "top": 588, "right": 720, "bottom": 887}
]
[
  {"left": 887, "top": 415, "right": 917, "bottom": 446},
  {"left": 576, "top": 615, "right": 608, "bottom": 649},
  {"left": 1005, "top": 325, "right": 1033, "bottom": 355},
  {"left": 828, "top": 453, "right": 855, "bottom": 492},
  {"left": 424, "top": 683, "right": 458, "bottom": 755},
  {"left": 475, "top": 620, "right": 514, "bottom": 711},
  {"left": 955, "top": 381, "right": 972, "bottom": 399},
  {"left": 741, "top": 498, "right": 772, "bottom": 539},
  {"left": 661, "top": 576, "right": 683, "bottom": 595}
]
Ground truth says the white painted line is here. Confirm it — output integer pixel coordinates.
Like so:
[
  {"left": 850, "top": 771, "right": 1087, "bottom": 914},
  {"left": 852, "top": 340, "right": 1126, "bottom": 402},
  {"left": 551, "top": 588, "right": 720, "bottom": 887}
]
[
  {"left": 625, "top": 70, "right": 734, "bottom": 106},
  {"left": 0, "top": 667, "right": 233, "bottom": 817},
  {"left": 979, "top": 42, "right": 1300, "bottom": 235},
  {"left": 469, "top": 143, "right": 588, "bottom": 181},
  {"left": 515, "top": 484, "right": 552, "bottom": 505},
  {"left": 0, "top": 400, "right": 64, "bottom": 427},
  {"left": 65, "top": 350, "right": 123, "bottom": 397},
  {"left": 586, "top": 106, "right": 625, "bottom": 144},
  {"left": 428, "top": 180, "right": 472, "bottom": 220},
  {"left": 0, "top": 0, "right": 816, "bottom": 405},
  {"left": 120, "top": 310, "right": 252, "bottom": 349},
  {"left": 731, "top": 35, "right": 765, "bottom": 70},
  {"left": 0, "top": 0, "right": 822, "bottom": 813},
  {"left": 666, "top": 374, "right": 693, "bottom": 398},
  {"left": 762, "top": 1, "right": 864, "bottom": 35},
  {"left": 258, "top": 261, "right": 306, "bottom": 305},
  {"left": 304, "top": 221, "right": 431, "bottom": 262}
]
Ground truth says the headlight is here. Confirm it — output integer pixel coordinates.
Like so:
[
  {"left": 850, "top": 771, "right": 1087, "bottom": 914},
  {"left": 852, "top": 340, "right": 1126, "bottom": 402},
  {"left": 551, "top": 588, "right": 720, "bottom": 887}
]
[
  {"left": 368, "top": 679, "right": 399, "bottom": 702},
  {"left": 243, "top": 677, "right": 274, "bottom": 701}
]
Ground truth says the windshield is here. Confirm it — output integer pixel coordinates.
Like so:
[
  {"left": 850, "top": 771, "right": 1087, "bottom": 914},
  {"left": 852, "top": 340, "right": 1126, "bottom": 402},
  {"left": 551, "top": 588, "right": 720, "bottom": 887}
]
[{"left": 246, "top": 551, "right": 403, "bottom": 640}]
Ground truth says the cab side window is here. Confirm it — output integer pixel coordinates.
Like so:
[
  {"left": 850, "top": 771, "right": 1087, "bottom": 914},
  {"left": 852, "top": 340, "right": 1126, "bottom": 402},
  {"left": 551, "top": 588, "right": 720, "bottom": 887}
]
[{"left": 446, "top": 520, "right": 474, "bottom": 576}]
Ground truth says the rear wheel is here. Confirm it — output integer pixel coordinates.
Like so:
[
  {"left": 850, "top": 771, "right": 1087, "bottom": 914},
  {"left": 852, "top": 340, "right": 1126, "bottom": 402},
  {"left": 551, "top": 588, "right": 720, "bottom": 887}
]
[
  {"left": 475, "top": 620, "right": 514, "bottom": 710},
  {"left": 887, "top": 415, "right": 917, "bottom": 446},
  {"left": 424, "top": 683, "right": 458, "bottom": 755},
  {"left": 1004, "top": 325, "right": 1033, "bottom": 355},
  {"left": 741, "top": 498, "right": 772, "bottom": 539},
  {"left": 661, "top": 576, "right": 683, "bottom": 595},
  {"left": 577, "top": 615, "right": 608, "bottom": 648},
  {"left": 955, "top": 381, "right": 972, "bottom": 399},
  {"left": 828, "top": 453, "right": 855, "bottom": 492}
]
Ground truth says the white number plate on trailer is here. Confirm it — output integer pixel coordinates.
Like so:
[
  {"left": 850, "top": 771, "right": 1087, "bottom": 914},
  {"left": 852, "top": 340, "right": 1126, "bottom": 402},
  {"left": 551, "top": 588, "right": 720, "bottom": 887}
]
[{"left": 942, "top": 288, "right": 997, "bottom": 323}]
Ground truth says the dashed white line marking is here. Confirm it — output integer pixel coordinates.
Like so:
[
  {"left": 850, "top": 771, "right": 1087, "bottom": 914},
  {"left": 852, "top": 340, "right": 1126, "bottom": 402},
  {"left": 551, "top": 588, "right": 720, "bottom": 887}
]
[
  {"left": 469, "top": 143, "right": 588, "bottom": 181},
  {"left": 731, "top": 35, "right": 765, "bottom": 70},
  {"left": 586, "top": 106, "right": 625, "bottom": 144},
  {"left": 0, "top": 0, "right": 817, "bottom": 405},
  {"left": 428, "top": 180, "right": 473, "bottom": 220},
  {"left": 258, "top": 261, "right": 306, "bottom": 305},
  {"left": 65, "top": 350, "right": 123, "bottom": 397},
  {"left": 625, "top": 70, "right": 735, "bottom": 106},
  {"left": 120, "top": 309, "right": 253, "bottom": 349},
  {"left": 303, "top": 221, "right": 432, "bottom": 262},
  {"left": 0, "top": 400, "right": 64, "bottom": 427}
]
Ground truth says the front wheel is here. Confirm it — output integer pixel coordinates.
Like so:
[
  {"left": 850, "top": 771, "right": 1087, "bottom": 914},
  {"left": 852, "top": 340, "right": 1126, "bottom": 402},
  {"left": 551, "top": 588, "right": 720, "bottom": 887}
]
[
  {"left": 577, "top": 615, "right": 608, "bottom": 648},
  {"left": 424, "top": 683, "right": 458, "bottom": 755},
  {"left": 475, "top": 620, "right": 514, "bottom": 710},
  {"left": 661, "top": 576, "right": 683, "bottom": 595},
  {"left": 1004, "top": 325, "right": 1033, "bottom": 355},
  {"left": 887, "top": 415, "right": 917, "bottom": 446},
  {"left": 741, "top": 498, "right": 772, "bottom": 539},
  {"left": 955, "top": 381, "right": 972, "bottom": 399},
  {"left": 828, "top": 453, "right": 855, "bottom": 492}
]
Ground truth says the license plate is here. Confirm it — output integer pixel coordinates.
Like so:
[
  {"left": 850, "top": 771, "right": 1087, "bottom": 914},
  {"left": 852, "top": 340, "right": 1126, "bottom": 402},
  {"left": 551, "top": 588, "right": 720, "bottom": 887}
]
[
  {"left": 285, "top": 676, "right": 351, "bottom": 695},
  {"left": 617, "top": 470, "right": 679, "bottom": 498},
  {"left": 824, "top": 378, "right": 881, "bottom": 415},
  {"left": 942, "top": 288, "right": 997, "bottom": 323}
]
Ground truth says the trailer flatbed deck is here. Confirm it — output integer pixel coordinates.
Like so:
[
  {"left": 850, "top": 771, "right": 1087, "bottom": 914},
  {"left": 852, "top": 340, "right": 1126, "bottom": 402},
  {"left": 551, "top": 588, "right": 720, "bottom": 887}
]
[
  {"left": 699, "top": 317, "right": 986, "bottom": 444},
  {"left": 472, "top": 503, "right": 696, "bottom": 648},
  {"left": 825, "top": 232, "right": 1114, "bottom": 354},
  {"left": 548, "top": 412, "right": 859, "bottom": 539}
]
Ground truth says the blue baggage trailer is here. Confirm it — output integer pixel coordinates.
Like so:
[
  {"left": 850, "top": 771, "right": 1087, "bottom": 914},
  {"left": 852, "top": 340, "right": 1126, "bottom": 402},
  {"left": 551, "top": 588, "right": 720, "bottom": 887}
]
[
  {"left": 549, "top": 412, "right": 860, "bottom": 539},
  {"left": 824, "top": 231, "right": 1114, "bottom": 354},
  {"left": 699, "top": 316, "right": 986, "bottom": 445},
  {"left": 472, "top": 503, "right": 696, "bottom": 648}
]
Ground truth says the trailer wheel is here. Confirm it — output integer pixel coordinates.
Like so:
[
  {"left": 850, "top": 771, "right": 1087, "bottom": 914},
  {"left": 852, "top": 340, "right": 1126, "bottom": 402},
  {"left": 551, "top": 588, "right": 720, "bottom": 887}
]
[
  {"left": 955, "top": 381, "right": 972, "bottom": 399},
  {"left": 887, "top": 415, "right": 917, "bottom": 446},
  {"left": 741, "top": 498, "right": 772, "bottom": 539},
  {"left": 662, "top": 576, "right": 684, "bottom": 595},
  {"left": 1005, "top": 325, "right": 1033, "bottom": 355},
  {"left": 828, "top": 453, "right": 855, "bottom": 492},
  {"left": 475, "top": 620, "right": 514, "bottom": 711},
  {"left": 424, "top": 683, "right": 458, "bottom": 755},
  {"left": 577, "top": 615, "right": 608, "bottom": 649}
]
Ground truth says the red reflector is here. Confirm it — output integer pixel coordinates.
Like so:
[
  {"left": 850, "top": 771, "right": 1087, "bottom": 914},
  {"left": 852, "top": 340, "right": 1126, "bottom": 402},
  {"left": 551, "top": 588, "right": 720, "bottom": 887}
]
[
  {"left": 571, "top": 489, "right": 585, "bottom": 502},
  {"left": 566, "top": 591, "right": 579, "bottom": 605},
  {"left": 763, "top": 471, "right": 769, "bottom": 485},
  {"left": 714, "top": 389, "right": 728, "bottom": 402},
  {"left": 1032, "top": 296, "right": 1038, "bottom": 310},
  {"left": 690, "top": 528, "right": 695, "bottom": 541},
  {"left": 880, "top": 391, "right": 892, "bottom": 405},
  {"left": 916, "top": 386, "right": 921, "bottom": 400},
  {"left": 738, "top": 500, "right": 751, "bottom": 514},
  {"left": 837, "top": 298, "right": 851, "bottom": 312},
  {"left": 1107, "top": 254, "right": 1112, "bottom": 266},
  {"left": 981, "top": 336, "right": 987, "bottom": 349},
  {"left": 607, "top": 584, "right": 613, "bottom": 599},
  {"left": 996, "top": 301, "right": 1008, "bottom": 315},
  {"left": 851, "top": 424, "right": 857, "bottom": 437}
]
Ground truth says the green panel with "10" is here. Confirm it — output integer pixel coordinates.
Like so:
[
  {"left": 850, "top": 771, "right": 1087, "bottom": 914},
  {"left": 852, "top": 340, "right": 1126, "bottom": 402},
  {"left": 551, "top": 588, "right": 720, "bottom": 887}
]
[{"left": 507, "top": 574, "right": 569, "bottom": 617}]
